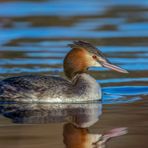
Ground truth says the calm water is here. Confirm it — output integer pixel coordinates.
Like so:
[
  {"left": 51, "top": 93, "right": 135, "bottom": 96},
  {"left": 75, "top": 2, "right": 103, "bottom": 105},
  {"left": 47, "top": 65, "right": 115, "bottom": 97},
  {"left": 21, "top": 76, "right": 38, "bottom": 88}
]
[{"left": 0, "top": 0, "right": 148, "bottom": 147}]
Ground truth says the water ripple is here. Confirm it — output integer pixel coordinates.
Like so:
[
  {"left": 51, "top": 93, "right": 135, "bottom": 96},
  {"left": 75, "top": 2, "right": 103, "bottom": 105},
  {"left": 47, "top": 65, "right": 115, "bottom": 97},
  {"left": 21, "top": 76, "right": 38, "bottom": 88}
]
[{"left": 103, "top": 86, "right": 148, "bottom": 96}]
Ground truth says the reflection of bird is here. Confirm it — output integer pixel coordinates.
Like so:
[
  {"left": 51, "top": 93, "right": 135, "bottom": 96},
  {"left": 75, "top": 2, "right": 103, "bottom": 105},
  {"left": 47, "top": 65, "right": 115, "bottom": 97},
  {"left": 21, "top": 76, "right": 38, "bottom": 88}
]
[
  {"left": 0, "top": 41, "right": 128, "bottom": 102},
  {"left": 0, "top": 102, "right": 102, "bottom": 127},
  {"left": 63, "top": 123, "right": 102, "bottom": 148},
  {"left": 63, "top": 123, "right": 127, "bottom": 148}
]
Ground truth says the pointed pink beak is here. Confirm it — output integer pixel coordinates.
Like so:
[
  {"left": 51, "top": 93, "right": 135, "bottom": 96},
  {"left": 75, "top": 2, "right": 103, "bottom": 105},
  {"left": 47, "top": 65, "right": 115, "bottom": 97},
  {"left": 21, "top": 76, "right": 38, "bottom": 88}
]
[{"left": 102, "top": 62, "right": 128, "bottom": 73}]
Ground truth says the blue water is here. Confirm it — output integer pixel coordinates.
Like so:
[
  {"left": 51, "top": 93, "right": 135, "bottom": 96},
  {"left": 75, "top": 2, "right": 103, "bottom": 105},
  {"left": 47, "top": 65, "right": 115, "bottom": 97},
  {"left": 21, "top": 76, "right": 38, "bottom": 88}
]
[{"left": 0, "top": 0, "right": 148, "bottom": 148}]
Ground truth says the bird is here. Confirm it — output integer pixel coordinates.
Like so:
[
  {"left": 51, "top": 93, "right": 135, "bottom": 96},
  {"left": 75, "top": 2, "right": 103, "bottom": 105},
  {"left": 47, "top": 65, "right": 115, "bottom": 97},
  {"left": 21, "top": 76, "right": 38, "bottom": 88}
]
[{"left": 0, "top": 41, "right": 128, "bottom": 103}]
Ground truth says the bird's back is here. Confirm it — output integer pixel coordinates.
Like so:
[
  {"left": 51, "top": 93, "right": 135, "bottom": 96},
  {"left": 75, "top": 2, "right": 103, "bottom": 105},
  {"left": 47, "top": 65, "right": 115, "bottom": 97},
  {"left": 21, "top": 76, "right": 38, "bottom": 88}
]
[{"left": 0, "top": 75, "right": 72, "bottom": 102}]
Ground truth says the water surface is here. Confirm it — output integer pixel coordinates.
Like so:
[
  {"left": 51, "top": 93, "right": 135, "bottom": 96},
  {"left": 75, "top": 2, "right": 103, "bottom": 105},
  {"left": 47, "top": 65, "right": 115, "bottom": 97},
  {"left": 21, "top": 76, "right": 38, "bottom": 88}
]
[{"left": 0, "top": 0, "right": 148, "bottom": 147}]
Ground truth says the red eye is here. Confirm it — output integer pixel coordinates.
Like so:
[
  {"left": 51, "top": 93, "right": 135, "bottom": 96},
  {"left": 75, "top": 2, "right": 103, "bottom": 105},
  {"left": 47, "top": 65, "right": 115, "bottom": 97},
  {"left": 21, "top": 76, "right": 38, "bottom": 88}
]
[{"left": 92, "top": 55, "right": 97, "bottom": 59}]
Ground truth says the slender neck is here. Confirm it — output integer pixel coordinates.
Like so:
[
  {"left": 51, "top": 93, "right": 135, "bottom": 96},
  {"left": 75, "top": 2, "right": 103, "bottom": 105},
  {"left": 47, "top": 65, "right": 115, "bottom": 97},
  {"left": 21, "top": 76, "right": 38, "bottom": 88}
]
[
  {"left": 70, "top": 73, "right": 100, "bottom": 99},
  {"left": 64, "top": 48, "right": 88, "bottom": 80},
  {"left": 73, "top": 73, "right": 97, "bottom": 87}
]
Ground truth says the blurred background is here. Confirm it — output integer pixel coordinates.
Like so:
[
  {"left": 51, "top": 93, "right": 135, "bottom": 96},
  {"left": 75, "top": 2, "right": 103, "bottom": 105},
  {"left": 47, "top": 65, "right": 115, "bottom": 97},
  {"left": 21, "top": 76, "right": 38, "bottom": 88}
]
[
  {"left": 0, "top": 0, "right": 148, "bottom": 148},
  {"left": 0, "top": 0, "right": 148, "bottom": 77}
]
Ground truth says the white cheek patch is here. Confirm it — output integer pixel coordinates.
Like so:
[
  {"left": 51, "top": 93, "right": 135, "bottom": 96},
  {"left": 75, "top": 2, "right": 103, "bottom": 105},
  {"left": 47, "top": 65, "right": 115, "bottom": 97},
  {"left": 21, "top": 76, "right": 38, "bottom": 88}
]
[
  {"left": 86, "top": 55, "right": 102, "bottom": 67},
  {"left": 89, "top": 59, "right": 102, "bottom": 67},
  {"left": 93, "top": 60, "right": 102, "bottom": 67}
]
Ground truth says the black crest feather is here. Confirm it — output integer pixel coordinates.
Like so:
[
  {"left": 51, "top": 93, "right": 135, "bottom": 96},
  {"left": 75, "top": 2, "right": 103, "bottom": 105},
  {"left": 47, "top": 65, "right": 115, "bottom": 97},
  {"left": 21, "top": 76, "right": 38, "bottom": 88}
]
[{"left": 68, "top": 40, "right": 106, "bottom": 58}]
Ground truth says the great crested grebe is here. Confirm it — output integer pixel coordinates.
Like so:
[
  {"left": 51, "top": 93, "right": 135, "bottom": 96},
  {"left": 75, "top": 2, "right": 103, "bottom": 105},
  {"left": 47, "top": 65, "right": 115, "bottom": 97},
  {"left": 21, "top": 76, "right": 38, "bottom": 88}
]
[{"left": 0, "top": 41, "right": 128, "bottom": 102}]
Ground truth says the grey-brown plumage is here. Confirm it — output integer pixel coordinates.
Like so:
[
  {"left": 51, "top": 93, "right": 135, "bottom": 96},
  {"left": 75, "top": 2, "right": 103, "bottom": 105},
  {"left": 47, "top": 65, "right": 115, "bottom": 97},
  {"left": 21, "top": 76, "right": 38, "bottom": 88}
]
[
  {"left": 0, "top": 74, "right": 100, "bottom": 102},
  {"left": 0, "top": 75, "right": 71, "bottom": 101}
]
